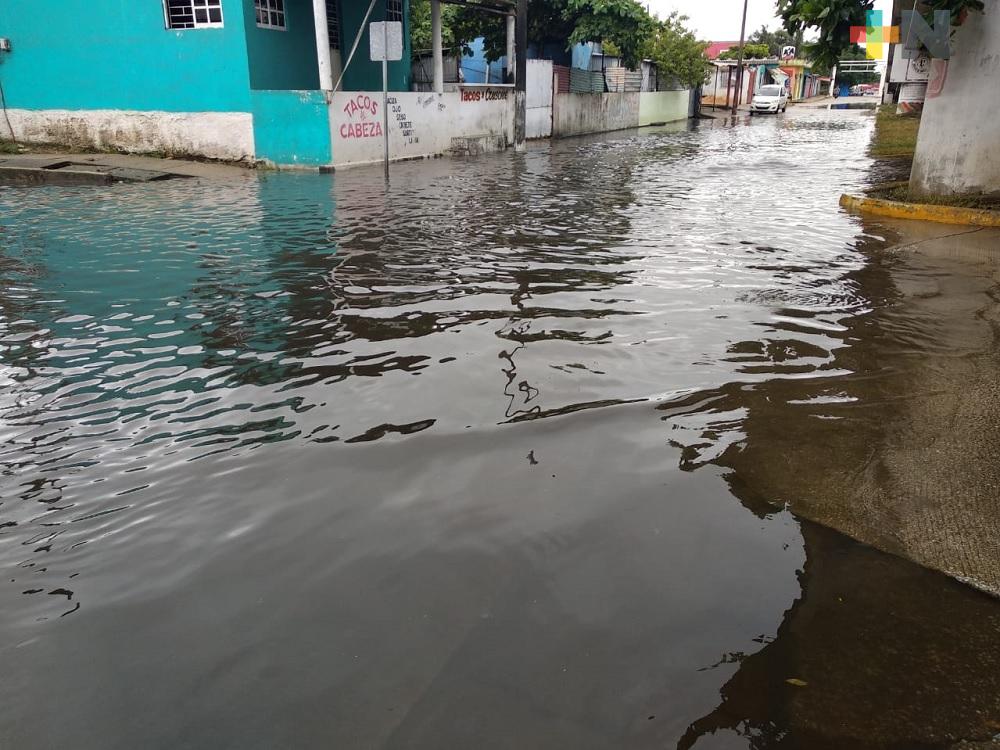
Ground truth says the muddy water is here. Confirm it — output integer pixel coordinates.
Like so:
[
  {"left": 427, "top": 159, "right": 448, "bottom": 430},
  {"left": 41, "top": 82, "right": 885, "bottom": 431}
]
[{"left": 1, "top": 111, "right": 999, "bottom": 749}]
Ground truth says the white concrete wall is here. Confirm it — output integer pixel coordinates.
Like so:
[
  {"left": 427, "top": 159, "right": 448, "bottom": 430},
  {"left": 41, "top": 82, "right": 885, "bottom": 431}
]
[
  {"left": 552, "top": 93, "right": 640, "bottom": 138},
  {"left": 526, "top": 59, "right": 553, "bottom": 139},
  {"left": 910, "top": 8, "right": 1000, "bottom": 197},
  {"left": 4, "top": 110, "right": 255, "bottom": 161},
  {"left": 330, "top": 89, "right": 514, "bottom": 167},
  {"left": 638, "top": 91, "right": 691, "bottom": 126}
]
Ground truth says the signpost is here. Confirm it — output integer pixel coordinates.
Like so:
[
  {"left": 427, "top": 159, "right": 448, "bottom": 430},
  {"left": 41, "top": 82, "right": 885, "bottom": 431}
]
[{"left": 369, "top": 21, "right": 402, "bottom": 181}]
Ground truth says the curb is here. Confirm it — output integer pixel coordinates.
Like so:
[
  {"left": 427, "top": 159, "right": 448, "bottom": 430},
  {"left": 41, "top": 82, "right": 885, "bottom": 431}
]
[{"left": 840, "top": 193, "right": 1000, "bottom": 227}]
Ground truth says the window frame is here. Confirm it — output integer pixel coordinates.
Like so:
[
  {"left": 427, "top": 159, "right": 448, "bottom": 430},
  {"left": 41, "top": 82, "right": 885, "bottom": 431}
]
[
  {"left": 326, "top": 0, "right": 340, "bottom": 50},
  {"left": 255, "top": 0, "right": 287, "bottom": 30},
  {"left": 163, "top": 0, "right": 225, "bottom": 30},
  {"left": 385, "top": 0, "right": 403, "bottom": 23}
]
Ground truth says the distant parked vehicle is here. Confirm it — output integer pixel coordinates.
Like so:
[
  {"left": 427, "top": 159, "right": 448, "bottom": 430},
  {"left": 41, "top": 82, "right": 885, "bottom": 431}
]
[{"left": 750, "top": 85, "right": 788, "bottom": 115}]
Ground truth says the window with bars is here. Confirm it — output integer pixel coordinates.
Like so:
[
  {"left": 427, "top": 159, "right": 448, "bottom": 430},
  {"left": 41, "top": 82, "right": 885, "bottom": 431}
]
[
  {"left": 385, "top": 0, "right": 403, "bottom": 22},
  {"left": 326, "top": 0, "right": 340, "bottom": 49},
  {"left": 165, "top": 0, "right": 223, "bottom": 28},
  {"left": 255, "top": 0, "right": 286, "bottom": 29}
]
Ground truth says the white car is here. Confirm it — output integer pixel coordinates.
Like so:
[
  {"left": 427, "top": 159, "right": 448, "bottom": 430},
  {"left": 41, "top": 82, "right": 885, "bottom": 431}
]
[{"left": 750, "top": 85, "right": 788, "bottom": 115}]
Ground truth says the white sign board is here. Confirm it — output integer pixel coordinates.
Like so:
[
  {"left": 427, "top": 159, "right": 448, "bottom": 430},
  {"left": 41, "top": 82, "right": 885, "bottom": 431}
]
[
  {"left": 890, "top": 47, "right": 931, "bottom": 82},
  {"left": 369, "top": 21, "right": 403, "bottom": 62}
]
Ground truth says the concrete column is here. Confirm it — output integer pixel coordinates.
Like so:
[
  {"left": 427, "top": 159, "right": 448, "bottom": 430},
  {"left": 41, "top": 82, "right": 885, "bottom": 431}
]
[
  {"left": 506, "top": 14, "right": 516, "bottom": 83},
  {"left": 911, "top": 9, "right": 1000, "bottom": 197},
  {"left": 431, "top": 0, "right": 444, "bottom": 93},
  {"left": 514, "top": 0, "right": 527, "bottom": 151},
  {"left": 312, "top": 0, "right": 334, "bottom": 90}
]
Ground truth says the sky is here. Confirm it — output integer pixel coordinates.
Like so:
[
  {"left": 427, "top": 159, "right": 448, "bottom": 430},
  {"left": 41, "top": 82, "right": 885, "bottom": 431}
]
[{"left": 646, "top": 0, "right": 893, "bottom": 43}]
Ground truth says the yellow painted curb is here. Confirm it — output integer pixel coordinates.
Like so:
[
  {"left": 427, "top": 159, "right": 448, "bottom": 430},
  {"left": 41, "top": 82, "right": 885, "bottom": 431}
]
[{"left": 840, "top": 193, "right": 1000, "bottom": 227}]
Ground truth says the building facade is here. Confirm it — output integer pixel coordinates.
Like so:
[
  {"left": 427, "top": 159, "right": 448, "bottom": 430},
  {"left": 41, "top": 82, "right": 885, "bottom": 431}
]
[
  {"left": 0, "top": 0, "right": 413, "bottom": 166},
  {"left": 0, "top": 1, "right": 699, "bottom": 168}
]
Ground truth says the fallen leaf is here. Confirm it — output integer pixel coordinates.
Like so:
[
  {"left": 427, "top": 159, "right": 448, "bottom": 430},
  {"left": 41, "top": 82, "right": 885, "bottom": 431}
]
[{"left": 785, "top": 678, "right": 808, "bottom": 687}]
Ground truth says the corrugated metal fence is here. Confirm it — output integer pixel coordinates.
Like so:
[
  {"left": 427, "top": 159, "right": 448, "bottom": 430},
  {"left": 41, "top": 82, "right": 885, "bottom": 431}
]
[
  {"left": 553, "top": 66, "right": 647, "bottom": 95},
  {"left": 569, "top": 67, "right": 605, "bottom": 94},
  {"left": 604, "top": 67, "right": 643, "bottom": 93}
]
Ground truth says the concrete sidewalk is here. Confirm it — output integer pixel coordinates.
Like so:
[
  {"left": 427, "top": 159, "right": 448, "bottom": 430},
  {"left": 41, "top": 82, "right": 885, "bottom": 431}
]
[
  {"left": 0, "top": 151, "right": 254, "bottom": 185},
  {"left": 700, "top": 218, "right": 1000, "bottom": 597}
]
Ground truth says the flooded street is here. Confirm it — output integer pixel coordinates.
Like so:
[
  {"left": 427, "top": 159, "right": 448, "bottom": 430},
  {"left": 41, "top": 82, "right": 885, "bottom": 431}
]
[{"left": 2, "top": 109, "right": 999, "bottom": 748}]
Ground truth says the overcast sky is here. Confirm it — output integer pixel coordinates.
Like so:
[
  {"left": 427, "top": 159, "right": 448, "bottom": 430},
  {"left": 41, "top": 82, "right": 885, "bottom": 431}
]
[{"left": 646, "top": 0, "right": 893, "bottom": 43}]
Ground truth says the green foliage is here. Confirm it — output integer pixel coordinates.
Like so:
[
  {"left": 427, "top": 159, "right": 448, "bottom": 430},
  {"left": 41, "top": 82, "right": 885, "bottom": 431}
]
[
  {"left": 922, "top": 0, "right": 984, "bottom": 26},
  {"left": 777, "top": 0, "right": 874, "bottom": 71},
  {"left": 778, "top": 0, "right": 985, "bottom": 71},
  {"left": 440, "top": 0, "right": 653, "bottom": 68},
  {"left": 441, "top": 0, "right": 564, "bottom": 63},
  {"left": 832, "top": 43, "right": 878, "bottom": 85},
  {"left": 644, "top": 12, "right": 712, "bottom": 90},
  {"left": 747, "top": 25, "right": 802, "bottom": 57},
  {"left": 409, "top": 0, "right": 712, "bottom": 84},
  {"left": 408, "top": 0, "right": 465, "bottom": 58},
  {"left": 718, "top": 43, "right": 770, "bottom": 60},
  {"left": 565, "top": 0, "right": 655, "bottom": 69}
]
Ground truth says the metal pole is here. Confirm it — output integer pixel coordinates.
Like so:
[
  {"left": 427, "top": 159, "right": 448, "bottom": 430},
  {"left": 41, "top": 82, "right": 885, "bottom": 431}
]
[
  {"left": 514, "top": 0, "right": 527, "bottom": 151},
  {"left": 383, "top": 22, "right": 389, "bottom": 182},
  {"left": 431, "top": 0, "right": 444, "bottom": 93},
  {"left": 506, "top": 14, "right": 516, "bottom": 83},
  {"left": 731, "top": 0, "right": 749, "bottom": 116}
]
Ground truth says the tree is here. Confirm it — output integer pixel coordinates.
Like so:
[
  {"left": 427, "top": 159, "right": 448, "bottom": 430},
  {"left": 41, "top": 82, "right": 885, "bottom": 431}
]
[
  {"left": 718, "top": 43, "right": 770, "bottom": 60},
  {"left": 443, "top": 0, "right": 654, "bottom": 69},
  {"left": 644, "top": 12, "right": 712, "bottom": 90},
  {"left": 747, "top": 25, "right": 802, "bottom": 57},
  {"left": 565, "top": 0, "right": 655, "bottom": 69},
  {"left": 833, "top": 43, "right": 879, "bottom": 86},
  {"left": 777, "top": 0, "right": 873, "bottom": 71},
  {"left": 777, "top": 0, "right": 984, "bottom": 71},
  {"left": 409, "top": 0, "right": 462, "bottom": 58}
]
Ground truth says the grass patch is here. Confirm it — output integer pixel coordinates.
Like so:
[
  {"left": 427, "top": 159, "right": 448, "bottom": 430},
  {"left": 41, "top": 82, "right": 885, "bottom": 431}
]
[
  {"left": 869, "top": 184, "right": 1000, "bottom": 211},
  {"left": 869, "top": 105, "right": 921, "bottom": 158},
  {"left": 0, "top": 140, "right": 19, "bottom": 154}
]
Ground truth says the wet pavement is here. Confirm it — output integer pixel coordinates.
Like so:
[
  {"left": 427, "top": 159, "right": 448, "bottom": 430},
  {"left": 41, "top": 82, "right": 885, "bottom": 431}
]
[{"left": 1, "top": 108, "right": 999, "bottom": 749}]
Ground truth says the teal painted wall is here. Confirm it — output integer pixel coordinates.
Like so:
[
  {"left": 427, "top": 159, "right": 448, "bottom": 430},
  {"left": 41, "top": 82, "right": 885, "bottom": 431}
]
[
  {"left": 251, "top": 90, "right": 332, "bottom": 165},
  {"left": 242, "top": 0, "right": 320, "bottom": 91},
  {"left": 337, "top": 0, "right": 411, "bottom": 92},
  {"left": 0, "top": 0, "right": 253, "bottom": 112}
]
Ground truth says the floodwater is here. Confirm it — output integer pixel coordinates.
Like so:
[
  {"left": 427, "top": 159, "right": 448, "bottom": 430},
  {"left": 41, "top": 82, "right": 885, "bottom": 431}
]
[{"left": 1, "top": 110, "right": 999, "bottom": 749}]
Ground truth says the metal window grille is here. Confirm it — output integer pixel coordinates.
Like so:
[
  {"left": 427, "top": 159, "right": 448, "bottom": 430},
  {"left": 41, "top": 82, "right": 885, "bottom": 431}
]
[
  {"left": 255, "top": 0, "right": 286, "bottom": 29},
  {"left": 165, "top": 0, "right": 223, "bottom": 28},
  {"left": 326, "top": 0, "right": 340, "bottom": 49},
  {"left": 385, "top": 0, "right": 403, "bottom": 22}
]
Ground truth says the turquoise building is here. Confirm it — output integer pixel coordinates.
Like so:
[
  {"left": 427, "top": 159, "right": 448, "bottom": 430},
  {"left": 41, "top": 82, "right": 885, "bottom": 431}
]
[{"left": 0, "top": 0, "right": 411, "bottom": 166}]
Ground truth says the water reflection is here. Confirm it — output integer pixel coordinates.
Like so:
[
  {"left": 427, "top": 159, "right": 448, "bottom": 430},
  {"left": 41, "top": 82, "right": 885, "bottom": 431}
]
[
  {"left": 679, "top": 522, "right": 1000, "bottom": 749},
  {"left": 0, "top": 111, "right": 997, "bottom": 748}
]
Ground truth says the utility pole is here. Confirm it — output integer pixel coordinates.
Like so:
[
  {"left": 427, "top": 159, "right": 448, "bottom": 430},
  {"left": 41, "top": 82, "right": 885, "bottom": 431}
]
[
  {"left": 514, "top": 0, "right": 527, "bottom": 151},
  {"left": 431, "top": 0, "right": 444, "bottom": 93},
  {"left": 506, "top": 14, "right": 515, "bottom": 83},
  {"left": 732, "top": 0, "right": 749, "bottom": 116}
]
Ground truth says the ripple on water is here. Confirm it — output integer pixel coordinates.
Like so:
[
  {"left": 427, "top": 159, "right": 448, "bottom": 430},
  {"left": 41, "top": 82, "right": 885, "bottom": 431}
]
[{"left": 6, "top": 113, "right": 993, "bottom": 749}]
